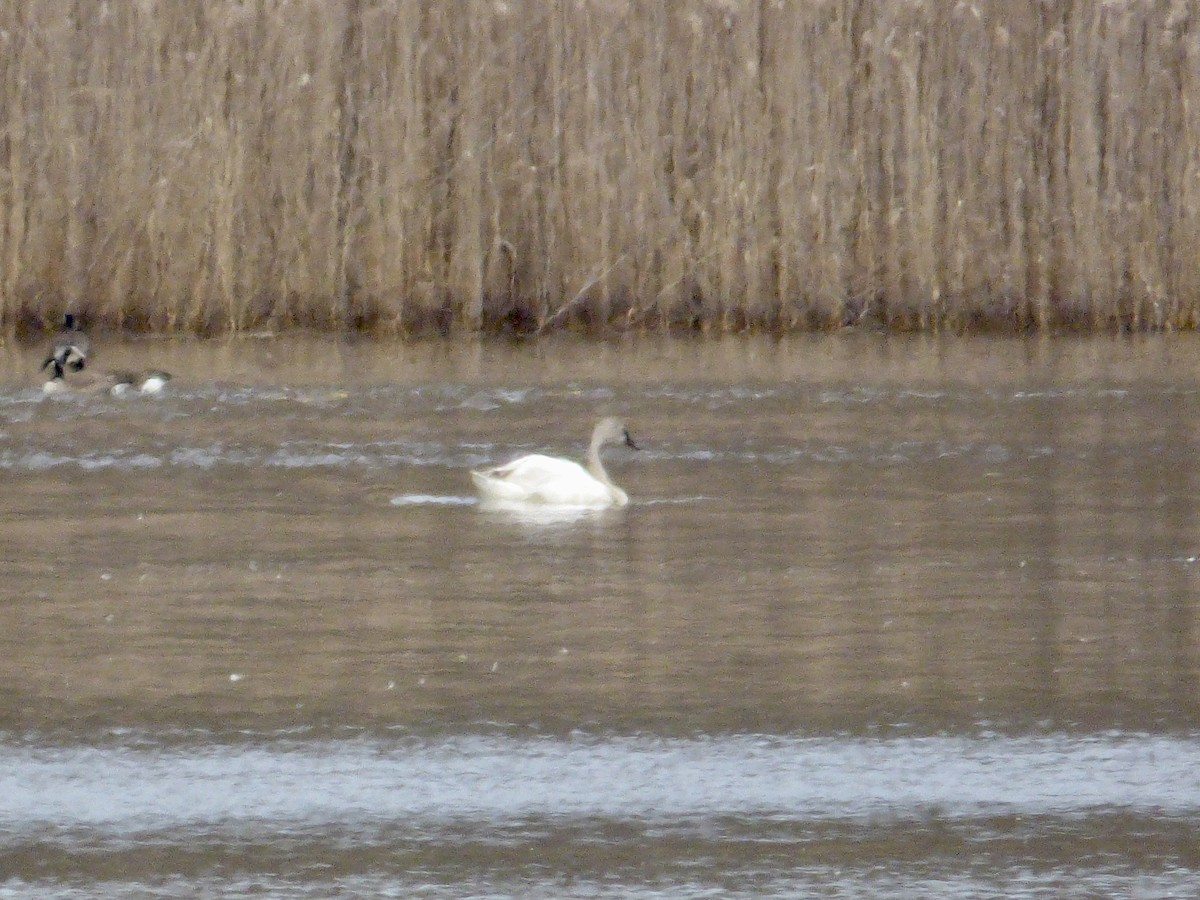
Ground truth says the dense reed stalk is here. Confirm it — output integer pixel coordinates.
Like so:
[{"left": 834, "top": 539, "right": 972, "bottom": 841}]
[{"left": 1, "top": 0, "right": 1197, "bottom": 334}]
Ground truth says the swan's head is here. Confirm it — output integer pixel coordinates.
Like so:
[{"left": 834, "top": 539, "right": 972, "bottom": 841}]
[{"left": 593, "top": 417, "right": 640, "bottom": 451}]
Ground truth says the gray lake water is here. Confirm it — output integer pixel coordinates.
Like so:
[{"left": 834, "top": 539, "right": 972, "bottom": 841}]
[{"left": 0, "top": 333, "right": 1198, "bottom": 897}]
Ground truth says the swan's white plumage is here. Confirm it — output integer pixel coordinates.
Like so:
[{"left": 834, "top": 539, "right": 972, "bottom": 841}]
[
  {"left": 472, "top": 454, "right": 624, "bottom": 506},
  {"left": 471, "top": 417, "right": 638, "bottom": 508}
]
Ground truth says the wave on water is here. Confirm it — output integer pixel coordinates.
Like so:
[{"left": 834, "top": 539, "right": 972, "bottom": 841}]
[
  {"left": 0, "top": 438, "right": 1082, "bottom": 473},
  {"left": 390, "top": 494, "right": 477, "bottom": 506},
  {"left": 0, "top": 731, "right": 1196, "bottom": 834}
]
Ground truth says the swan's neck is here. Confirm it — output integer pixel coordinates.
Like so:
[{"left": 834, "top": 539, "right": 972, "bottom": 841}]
[{"left": 585, "top": 437, "right": 615, "bottom": 489}]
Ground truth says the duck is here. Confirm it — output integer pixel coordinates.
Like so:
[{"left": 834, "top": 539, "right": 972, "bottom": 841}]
[
  {"left": 470, "top": 417, "right": 641, "bottom": 507},
  {"left": 41, "top": 361, "right": 71, "bottom": 394},
  {"left": 42, "top": 361, "right": 172, "bottom": 397},
  {"left": 41, "top": 313, "right": 91, "bottom": 373},
  {"left": 108, "top": 369, "right": 172, "bottom": 396}
]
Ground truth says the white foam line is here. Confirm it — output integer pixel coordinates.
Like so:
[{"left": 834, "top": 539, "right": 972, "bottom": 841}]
[
  {"left": 0, "top": 732, "right": 1196, "bottom": 832},
  {"left": 390, "top": 494, "right": 478, "bottom": 507}
]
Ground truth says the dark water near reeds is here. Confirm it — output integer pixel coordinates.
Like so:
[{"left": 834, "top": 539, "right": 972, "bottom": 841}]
[{"left": 1, "top": 333, "right": 1198, "bottom": 897}]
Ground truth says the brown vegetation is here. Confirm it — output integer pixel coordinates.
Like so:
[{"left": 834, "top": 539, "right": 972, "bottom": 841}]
[{"left": 1, "top": 1, "right": 1198, "bottom": 335}]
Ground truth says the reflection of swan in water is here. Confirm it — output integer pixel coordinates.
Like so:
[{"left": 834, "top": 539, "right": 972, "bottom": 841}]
[
  {"left": 476, "top": 499, "right": 618, "bottom": 527},
  {"left": 470, "top": 417, "right": 640, "bottom": 507}
]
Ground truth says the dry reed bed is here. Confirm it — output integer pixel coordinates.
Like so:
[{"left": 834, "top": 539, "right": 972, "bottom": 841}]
[{"left": 0, "top": 0, "right": 1197, "bottom": 334}]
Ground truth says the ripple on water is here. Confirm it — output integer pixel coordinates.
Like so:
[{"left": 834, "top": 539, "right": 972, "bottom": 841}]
[
  {"left": 390, "top": 494, "right": 477, "bottom": 507},
  {"left": 0, "top": 731, "right": 1195, "bottom": 833}
]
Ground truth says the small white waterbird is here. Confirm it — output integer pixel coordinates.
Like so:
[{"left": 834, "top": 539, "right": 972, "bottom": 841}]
[{"left": 470, "top": 417, "right": 641, "bottom": 507}]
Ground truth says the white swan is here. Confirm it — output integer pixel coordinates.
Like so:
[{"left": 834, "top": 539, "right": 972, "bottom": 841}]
[{"left": 471, "top": 417, "right": 640, "bottom": 507}]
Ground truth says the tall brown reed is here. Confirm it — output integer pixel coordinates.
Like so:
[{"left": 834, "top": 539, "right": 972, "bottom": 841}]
[{"left": 0, "top": 0, "right": 1197, "bottom": 334}]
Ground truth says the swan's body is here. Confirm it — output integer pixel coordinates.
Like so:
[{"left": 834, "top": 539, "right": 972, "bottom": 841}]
[
  {"left": 42, "top": 313, "right": 91, "bottom": 373},
  {"left": 471, "top": 417, "right": 640, "bottom": 507},
  {"left": 472, "top": 454, "right": 623, "bottom": 506}
]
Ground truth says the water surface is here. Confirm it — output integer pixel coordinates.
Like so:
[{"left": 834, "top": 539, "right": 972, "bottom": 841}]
[{"left": 0, "top": 334, "right": 1197, "bottom": 896}]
